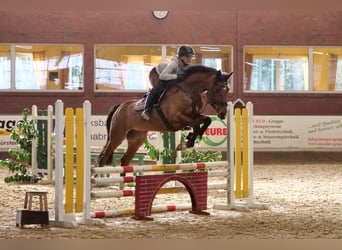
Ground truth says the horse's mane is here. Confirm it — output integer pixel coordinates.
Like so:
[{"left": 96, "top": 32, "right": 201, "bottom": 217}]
[{"left": 182, "top": 65, "right": 217, "bottom": 78}]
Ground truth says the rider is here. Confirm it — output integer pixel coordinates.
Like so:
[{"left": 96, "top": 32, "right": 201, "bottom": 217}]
[{"left": 141, "top": 45, "right": 195, "bottom": 120}]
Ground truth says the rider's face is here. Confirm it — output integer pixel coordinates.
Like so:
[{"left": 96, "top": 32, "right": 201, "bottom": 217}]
[{"left": 181, "top": 55, "right": 193, "bottom": 65}]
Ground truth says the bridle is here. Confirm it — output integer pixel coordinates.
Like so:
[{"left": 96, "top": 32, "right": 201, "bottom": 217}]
[{"left": 207, "top": 80, "right": 229, "bottom": 109}]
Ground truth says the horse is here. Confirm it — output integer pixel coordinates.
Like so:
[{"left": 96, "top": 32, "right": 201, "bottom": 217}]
[{"left": 96, "top": 65, "right": 233, "bottom": 170}]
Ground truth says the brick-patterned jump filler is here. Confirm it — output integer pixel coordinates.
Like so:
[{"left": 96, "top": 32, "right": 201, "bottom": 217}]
[{"left": 134, "top": 172, "right": 209, "bottom": 220}]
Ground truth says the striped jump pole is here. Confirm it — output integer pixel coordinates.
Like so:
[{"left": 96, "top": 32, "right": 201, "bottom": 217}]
[
  {"left": 91, "top": 182, "right": 227, "bottom": 199},
  {"left": 90, "top": 204, "right": 192, "bottom": 218},
  {"left": 92, "top": 161, "right": 228, "bottom": 175},
  {"left": 214, "top": 100, "right": 267, "bottom": 211},
  {"left": 91, "top": 170, "right": 227, "bottom": 199}
]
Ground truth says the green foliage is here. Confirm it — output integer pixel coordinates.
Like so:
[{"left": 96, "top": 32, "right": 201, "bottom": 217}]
[
  {"left": 0, "top": 108, "right": 40, "bottom": 183},
  {"left": 180, "top": 149, "right": 222, "bottom": 163},
  {"left": 144, "top": 131, "right": 222, "bottom": 164},
  {"left": 144, "top": 139, "right": 169, "bottom": 161}
]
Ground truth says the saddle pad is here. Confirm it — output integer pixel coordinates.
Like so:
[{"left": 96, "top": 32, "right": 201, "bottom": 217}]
[{"left": 135, "top": 97, "right": 145, "bottom": 111}]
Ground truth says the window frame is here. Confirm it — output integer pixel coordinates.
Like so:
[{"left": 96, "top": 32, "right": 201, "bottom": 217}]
[
  {"left": 0, "top": 43, "right": 84, "bottom": 92},
  {"left": 244, "top": 45, "right": 342, "bottom": 94}
]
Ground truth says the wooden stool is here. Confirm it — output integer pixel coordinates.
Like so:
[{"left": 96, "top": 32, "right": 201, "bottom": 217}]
[
  {"left": 16, "top": 190, "right": 49, "bottom": 228},
  {"left": 24, "top": 190, "right": 48, "bottom": 211}
]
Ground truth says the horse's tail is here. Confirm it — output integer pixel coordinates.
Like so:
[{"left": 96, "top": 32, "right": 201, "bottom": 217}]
[
  {"left": 104, "top": 104, "right": 120, "bottom": 166},
  {"left": 106, "top": 104, "right": 120, "bottom": 136}
]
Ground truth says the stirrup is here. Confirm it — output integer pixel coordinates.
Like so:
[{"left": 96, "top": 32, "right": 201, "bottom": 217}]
[{"left": 141, "top": 110, "right": 150, "bottom": 120}]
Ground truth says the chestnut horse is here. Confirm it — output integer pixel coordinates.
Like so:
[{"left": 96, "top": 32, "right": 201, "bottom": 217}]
[{"left": 96, "top": 65, "right": 233, "bottom": 168}]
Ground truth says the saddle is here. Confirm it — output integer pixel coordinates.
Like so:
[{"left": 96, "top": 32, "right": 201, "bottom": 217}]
[{"left": 135, "top": 81, "right": 175, "bottom": 111}]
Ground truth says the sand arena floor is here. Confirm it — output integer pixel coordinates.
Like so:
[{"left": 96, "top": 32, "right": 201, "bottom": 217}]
[{"left": 0, "top": 163, "right": 342, "bottom": 239}]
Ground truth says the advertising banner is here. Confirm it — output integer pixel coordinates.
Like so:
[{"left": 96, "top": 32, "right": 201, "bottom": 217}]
[{"left": 1, "top": 114, "right": 342, "bottom": 152}]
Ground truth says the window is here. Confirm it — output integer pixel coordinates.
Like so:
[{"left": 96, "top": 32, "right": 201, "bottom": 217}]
[
  {"left": 313, "top": 47, "right": 342, "bottom": 91},
  {"left": 95, "top": 45, "right": 233, "bottom": 91},
  {"left": 0, "top": 44, "right": 84, "bottom": 91},
  {"left": 0, "top": 45, "right": 11, "bottom": 89},
  {"left": 244, "top": 46, "right": 342, "bottom": 92}
]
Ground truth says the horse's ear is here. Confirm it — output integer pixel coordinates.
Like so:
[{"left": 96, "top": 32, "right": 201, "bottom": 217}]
[
  {"left": 216, "top": 70, "right": 222, "bottom": 78},
  {"left": 228, "top": 72, "right": 233, "bottom": 79}
]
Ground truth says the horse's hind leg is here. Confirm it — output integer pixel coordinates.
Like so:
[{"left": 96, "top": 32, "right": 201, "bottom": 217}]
[
  {"left": 121, "top": 130, "right": 148, "bottom": 166},
  {"left": 119, "top": 130, "right": 148, "bottom": 190},
  {"left": 96, "top": 130, "right": 127, "bottom": 167}
]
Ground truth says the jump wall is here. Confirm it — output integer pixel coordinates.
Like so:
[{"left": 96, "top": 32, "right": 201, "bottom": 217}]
[{"left": 134, "top": 172, "right": 208, "bottom": 220}]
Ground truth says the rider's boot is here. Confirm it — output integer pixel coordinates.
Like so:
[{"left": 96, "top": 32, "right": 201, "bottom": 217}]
[{"left": 141, "top": 89, "right": 156, "bottom": 120}]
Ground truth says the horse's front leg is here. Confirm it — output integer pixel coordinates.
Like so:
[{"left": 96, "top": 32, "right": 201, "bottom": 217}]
[
  {"left": 185, "top": 116, "right": 212, "bottom": 148},
  {"left": 198, "top": 116, "right": 212, "bottom": 138}
]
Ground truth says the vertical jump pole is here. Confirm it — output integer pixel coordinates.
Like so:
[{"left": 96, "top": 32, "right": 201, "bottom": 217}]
[
  {"left": 31, "top": 105, "right": 37, "bottom": 178},
  {"left": 82, "top": 100, "right": 92, "bottom": 223},
  {"left": 47, "top": 105, "right": 53, "bottom": 181},
  {"left": 246, "top": 101, "right": 255, "bottom": 206},
  {"left": 227, "top": 101, "right": 234, "bottom": 205},
  {"left": 75, "top": 108, "right": 84, "bottom": 213},
  {"left": 242, "top": 107, "right": 249, "bottom": 198},
  {"left": 53, "top": 99, "right": 65, "bottom": 224},
  {"left": 64, "top": 108, "right": 74, "bottom": 213},
  {"left": 234, "top": 108, "right": 242, "bottom": 198},
  {"left": 78, "top": 100, "right": 102, "bottom": 225}
]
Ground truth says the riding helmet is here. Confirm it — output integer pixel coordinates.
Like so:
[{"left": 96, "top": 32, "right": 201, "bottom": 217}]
[{"left": 177, "top": 45, "right": 195, "bottom": 57}]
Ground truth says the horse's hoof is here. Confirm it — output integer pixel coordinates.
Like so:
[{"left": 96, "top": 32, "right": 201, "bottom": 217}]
[
  {"left": 186, "top": 132, "right": 193, "bottom": 140},
  {"left": 176, "top": 143, "right": 187, "bottom": 151},
  {"left": 95, "top": 156, "right": 103, "bottom": 167},
  {"left": 119, "top": 183, "right": 125, "bottom": 190},
  {"left": 95, "top": 156, "right": 100, "bottom": 166}
]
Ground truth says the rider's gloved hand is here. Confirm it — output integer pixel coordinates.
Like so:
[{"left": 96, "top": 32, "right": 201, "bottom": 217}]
[{"left": 177, "top": 73, "right": 185, "bottom": 80}]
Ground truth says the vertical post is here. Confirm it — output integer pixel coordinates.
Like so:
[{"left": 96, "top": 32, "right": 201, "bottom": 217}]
[
  {"left": 31, "top": 105, "right": 54, "bottom": 182},
  {"left": 31, "top": 105, "right": 38, "bottom": 176},
  {"left": 47, "top": 105, "right": 53, "bottom": 181},
  {"left": 227, "top": 102, "right": 235, "bottom": 205},
  {"left": 246, "top": 101, "right": 254, "bottom": 205},
  {"left": 156, "top": 132, "right": 163, "bottom": 165},
  {"left": 75, "top": 108, "right": 84, "bottom": 213},
  {"left": 83, "top": 100, "right": 92, "bottom": 221},
  {"left": 64, "top": 108, "right": 74, "bottom": 213},
  {"left": 54, "top": 99, "right": 64, "bottom": 222},
  {"left": 162, "top": 132, "right": 176, "bottom": 164},
  {"left": 242, "top": 108, "right": 249, "bottom": 198},
  {"left": 37, "top": 109, "right": 48, "bottom": 172},
  {"left": 175, "top": 130, "right": 182, "bottom": 163},
  {"left": 234, "top": 108, "right": 242, "bottom": 198}
]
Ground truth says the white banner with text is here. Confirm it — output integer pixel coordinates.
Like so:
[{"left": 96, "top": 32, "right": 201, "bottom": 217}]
[{"left": 1, "top": 115, "right": 342, "bottom": 152}]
